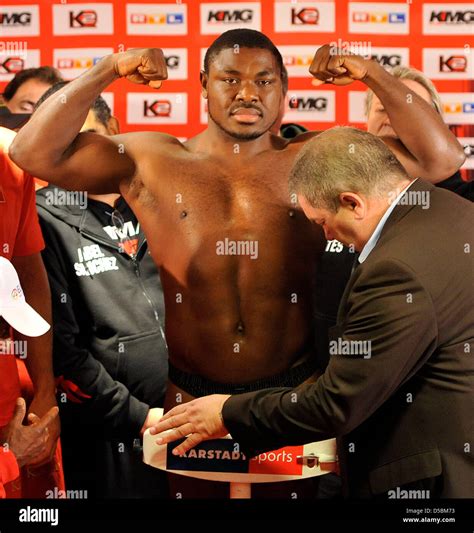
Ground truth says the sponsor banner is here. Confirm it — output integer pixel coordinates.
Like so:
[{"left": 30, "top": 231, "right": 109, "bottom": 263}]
[
  {"left": 101, "top": 92, "right": 114, "bottom": 115},
  {"left": 459, "top": 137, "right": 474, "bottom": 169},
  {"left": 285, "top": 90, "right": 335, "bottom": 122},
  {"left": 0, "top": 4, "right": 39, "bottom": 37},
  {"left": 348, "top": 91, "right": 367, "bottom": 123},
  {"left": 423, "top": 3, "right": 474, "bottom": 35},
  {"left": 162, "top": 48, "right": 188, "bottom": 80},
  {"left": 440, "top": 93, "right": 474, "bottom": 125},
  {"left": 349, "top": 2, "right": 409, "bottom": 34},
  {"left": 52, "top": 3, "right": 113, "bottom": 35},
  {"left": 274, "top": 1, "right": 335, "bottom": 33},
  {"left": 201, "top": 2, "right": 261, "bottom": 34},
  {"left": 127, "top": 92, "right": 188, "bottom": 124},
  {"left": 278, "top": 45, "right": 317, "bottom": 77},
  {"left": 368, "top": 47, "right": 409, "bottom": 69},
  {"left": 0, "top": 49, "right": 40, "bottom": 81},
  {"left": 144, "top": 428, "right": 338, "bottom": 482},
  {"left": 126, "top": 3, "right": 187, "bottom": 35},
  {"left": 53, "top": 48, "right": 113, "bottom": 80},
  {"left": 423, "top": 48, "right": 474, "bottom": 80}
]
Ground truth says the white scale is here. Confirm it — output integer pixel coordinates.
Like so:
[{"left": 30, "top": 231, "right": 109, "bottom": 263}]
[{"left": 143, "top": 409, "right": 338, "bottom": 498}]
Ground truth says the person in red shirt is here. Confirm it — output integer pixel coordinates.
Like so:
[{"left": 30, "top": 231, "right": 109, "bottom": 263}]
[{"left": 0, "top": 126, "right": 61, "bottom": 497}]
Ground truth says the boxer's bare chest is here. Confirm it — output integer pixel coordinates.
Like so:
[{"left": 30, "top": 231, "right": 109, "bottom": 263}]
[{"left": 125, "top": 143, "right": 318, "bottom": 273}]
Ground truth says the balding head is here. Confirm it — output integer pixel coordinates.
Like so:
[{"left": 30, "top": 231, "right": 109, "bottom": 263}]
[
  {"left": 289, "top": 127, "right": 408, "bottom": 211},
  {"left": 289, "top": 127, "right": 412, "bottom": 251}
]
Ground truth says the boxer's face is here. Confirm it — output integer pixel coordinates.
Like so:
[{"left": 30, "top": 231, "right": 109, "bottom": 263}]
[
  {"left": 367, "top": 80, "right": 433, "bottom": 139},
  {"left": 202, "top": 48, "right": 282, "bottom": 140}
]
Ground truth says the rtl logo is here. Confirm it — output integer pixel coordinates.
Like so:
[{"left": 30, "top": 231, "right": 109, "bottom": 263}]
[
  {"left": 291, "top": 8, "right": 318, "bottom": 25},
  {"left": 144, "top": 100, "right": 172, "bottom": 117},
  {"left": 439, "top": 55, "right": 467, "bottom": 72},
  {"left": 208, "top": 10, "right": 253, "bottom": 23},
  {"left": 69, "top": 10, "right": 97, "bottom": 28}
]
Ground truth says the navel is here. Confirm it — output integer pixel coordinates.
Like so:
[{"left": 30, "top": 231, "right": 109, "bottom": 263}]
[{"left": 180, "top": 210, "right": 188, "bottom": 219}]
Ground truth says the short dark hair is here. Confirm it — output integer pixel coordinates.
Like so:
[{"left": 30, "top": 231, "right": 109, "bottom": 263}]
[
  {"left": 35, "top": 81, "right": 111, "bottom": 126},
  {"left": 204, "top": 29, "right": 284, "bottom": 81},
  {"left": 2, "top": 66, "right": 63, "bottom": 102}
]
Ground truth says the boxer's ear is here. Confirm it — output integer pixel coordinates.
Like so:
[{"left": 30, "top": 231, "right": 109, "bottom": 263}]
[
  {"left": 200, "top": 70, "right": 208, "bottom": 99},
  {"left": 107, "top": 116, "right": 120, "bottom": 135}
]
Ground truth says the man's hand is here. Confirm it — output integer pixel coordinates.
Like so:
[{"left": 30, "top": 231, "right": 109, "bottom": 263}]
[
  {"left": 27, "top": 393, "right": 60, "bottom": 466},
  {"left": 149, "top": 395, "right": 231, "bottom": 455},
  {"left": 140, "top": 407, "right": 163, "bottom": 437},
  {"left": 1, "top": 398, "right": 58, "bottom": 468},
  {"left": 310, "top": 44, "right": 372, "bottom": 86},
  {"left": 114, "top": 48, "right": 168, "bottom": 89}
]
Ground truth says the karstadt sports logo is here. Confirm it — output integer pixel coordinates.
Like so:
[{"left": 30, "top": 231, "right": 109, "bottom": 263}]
[{"left": 144, "top": 100, "right": 172, "bottom": 118}]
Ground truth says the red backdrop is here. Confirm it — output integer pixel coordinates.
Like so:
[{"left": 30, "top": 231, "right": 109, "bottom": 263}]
[{"left": 1, "top": 0, "right": 473, "bottom": 174}]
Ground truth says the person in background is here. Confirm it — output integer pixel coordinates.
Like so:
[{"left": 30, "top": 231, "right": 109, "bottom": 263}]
[
  {"left": 2, "top": 67, "right": 63, "bottom": 114},
  {"left": 315, "top": 65, "right": 474, "bottom": 375},
  {"left": 0, "top": 257, "right": 59, "bottom": 498},
  {"left": 366, "top": 66, "right": 473, "bottom": 201},
  {"left": 35, "top": 82, "right": 169, "bottom": 498},
  {"left": 0, "top": 126, "right": 62, "bottom": 498}
]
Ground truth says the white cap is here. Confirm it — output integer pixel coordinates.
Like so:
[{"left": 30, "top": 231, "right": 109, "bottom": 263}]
[{"left": 0, "top": 256, "right": 50, "bottom": 337}]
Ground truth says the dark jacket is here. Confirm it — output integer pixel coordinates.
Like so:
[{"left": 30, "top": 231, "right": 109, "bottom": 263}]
[
  {"left": 223, "top": 180, "right": 474, "bottom": 498},
  {"left": 36, "top": 186, "right": 168, "bottom": 438}
]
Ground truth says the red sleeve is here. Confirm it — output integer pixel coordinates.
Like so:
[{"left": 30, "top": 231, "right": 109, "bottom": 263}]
[
  {"left": 12, "top": 172, "right": 45, "bottom": 257},
  {"left": 0, "top": 449, "right": 19, "bottom": 498}
]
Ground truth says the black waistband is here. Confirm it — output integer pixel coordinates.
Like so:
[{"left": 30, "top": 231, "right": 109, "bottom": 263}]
[{"left": 168, "top": 358, "right": 318, "bottom": 397}]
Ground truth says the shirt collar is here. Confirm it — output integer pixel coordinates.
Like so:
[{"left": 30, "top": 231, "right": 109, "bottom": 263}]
[{"left": 358, "top": 179, "right": 416, "bottom": 264}]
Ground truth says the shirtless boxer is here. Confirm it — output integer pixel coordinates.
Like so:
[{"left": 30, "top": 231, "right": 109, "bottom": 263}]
[{"left": 10, "top": 30, "right": 464, "bottom": 497}]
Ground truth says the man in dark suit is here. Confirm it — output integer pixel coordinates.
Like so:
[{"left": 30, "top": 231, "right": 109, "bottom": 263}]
[{"left": 151, "top": 127, "right": 473, "bottom": 498}]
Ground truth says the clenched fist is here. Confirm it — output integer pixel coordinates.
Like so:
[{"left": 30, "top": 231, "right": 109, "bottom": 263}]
[
  {"left": 114, "top": 48, "right": 168, "bottom": 89},
  {"left": 309, "top": 44, "right": 372, "bottom": 86}
]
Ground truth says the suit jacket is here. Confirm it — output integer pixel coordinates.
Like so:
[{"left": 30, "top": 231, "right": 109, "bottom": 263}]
[{"left": 222, "top": 179, "right": 474, "bottom": 498}]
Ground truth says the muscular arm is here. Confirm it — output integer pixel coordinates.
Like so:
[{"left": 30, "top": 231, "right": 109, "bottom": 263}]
[
  {"left": 309, "top": 45, "right": 465, "bottom": 183},
  {"left": 363, "top": 62, "right": 464, "bottom": 182},
  {"left": 9, "top": 49, "right": 167, "bottom": 194}
]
